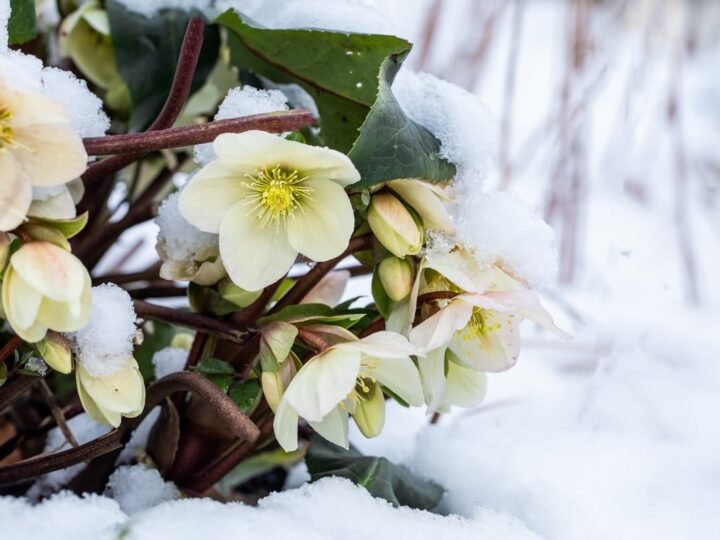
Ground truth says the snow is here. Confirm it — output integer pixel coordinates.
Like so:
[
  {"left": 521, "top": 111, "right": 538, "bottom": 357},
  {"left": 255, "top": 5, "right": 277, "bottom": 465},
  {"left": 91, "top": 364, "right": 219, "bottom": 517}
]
[
  {"left": 0, "top": 50, "right": 109, "bottom": 138},
  {"left": 193, "top": 86, "right": 289, "bottom": 165},
  {"left": 152, "top": 347, "right": 188, "bottom": 379},
  {"left": 453, "top": 191, "right": 558, "bottom": 286},
  {"left": 68, "top": 284, "right": 138, "bottom": 378},
  {"left": 155, "top": 192, "right": 217, "bottom": 260},
  {"left": 218, "top": 0, "right": 401, "bottom": 36},
  {"left": 0, "top": 0, "right": 9, "bottom": 51},
  {"left": 115, "top": 0, "right": 212, "bottom": 18},
  {"left": 393, "top": 69, "right": 497, "bottom": 189},
  {"left": 0, "top": 478, "right": 540, "bottom": 540},
  {"left": 105, "top": 465, "right": 180, "bottom": 515},
  {"left": 23, "top": 357, "right": 49, "bottom": 376}
]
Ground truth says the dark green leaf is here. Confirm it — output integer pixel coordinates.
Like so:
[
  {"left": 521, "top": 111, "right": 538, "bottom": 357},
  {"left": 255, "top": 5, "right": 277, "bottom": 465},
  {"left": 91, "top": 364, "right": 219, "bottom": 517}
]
[
  {"left": 371, "top": 270, "right": 391, "bottom": 319},
  {"left": 306, "top": 436, "right": 444, "bottom": 511},
  {"left": 258, "top": 303, "right": 334, "bottom": 324},
  {"left": 219, "top": 10, "right": 410, "bottom": 152},
  {"left": 194, "top": 358, "right": 235, "bottom": 375},
  {"left": 348, "top": 55, "right": 456, "bottom": 188},
  {"left": 8, "top": 0, "right": 37, "bottom": 45},
  {"left": 106, "top": 0, "right": 220, "bottom": 131},
  {"left": 228, "top": 379, "right": 262, "bottom": 415}
]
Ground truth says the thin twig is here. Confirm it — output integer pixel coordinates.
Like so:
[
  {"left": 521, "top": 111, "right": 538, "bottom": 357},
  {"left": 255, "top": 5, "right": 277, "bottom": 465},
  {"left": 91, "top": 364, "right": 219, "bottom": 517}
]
[
  {"left": 0, "top": 336, "right": 22, "bottom": 366},
  {"left": 38, "top": 380, "right": 78, "bottom": 448}
]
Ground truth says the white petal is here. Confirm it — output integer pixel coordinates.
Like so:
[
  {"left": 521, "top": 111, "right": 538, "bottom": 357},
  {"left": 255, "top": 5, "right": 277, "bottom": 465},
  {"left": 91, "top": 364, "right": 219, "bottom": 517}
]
[
  {"left": 28, "top": 187, "right": 76, "bottom": 220},
  {"left": 36, "top": 271, "right": 92, "bottom": 332},
  {"left": 424, "top": 250, "right": 482, "bottom": 293},
  {"left": 444, "top": 354, "right": 487, "bottom": 408},
  {"left": 417, "top": 348, "right": 447, "bottom": 413},
  {"left": 13, "top": 124, "right": 87, "bottom": 187},
  {"left": 309, "top": 406, "right": 350, "bottom": 449},
  {"left": 219, "top": 202, "right": 298, "bottom": 291},
  {"left": 372, "top": 356, "right": 424, "bottom": 406},
  {"left": 286, "top": 180, "right": 353, "bottom": 262},
  {"left": 273, "top": 399, "right": 300, "bottom": 452},
  {"left": 3, "top": 269, "right": 42, "bottom": 331},
  {"left": 76, "top": 370, "right": 122, "bottom": 427},
  {"left": 409, "top": 298, "right": 474, "bottom": 352},
  {"left": 0, "top": 154, "right": 31, "bottom": 232},
  {"left": 10, "top": 242, "right": 87, "bottom": 302},
  {"left": 178, "top": 160, "right": 250, "bottom": 233},
  {"left": 341, "top": 331, "right": 421, "bottom": 359},
  {"left": 76, "top": 360, "right": 145, "bottom": 414},
  {"left": 301, "top": 270, "right": 350, "bottom": 306},
  {"left": 389, "top": 179, "right": 454, "bottom": 233},
  {"left": 214, "top": 131, "right": 360, "bottom": 187},
  {"left": 283, "top": 347, "right": 361, "bottom": 422}
]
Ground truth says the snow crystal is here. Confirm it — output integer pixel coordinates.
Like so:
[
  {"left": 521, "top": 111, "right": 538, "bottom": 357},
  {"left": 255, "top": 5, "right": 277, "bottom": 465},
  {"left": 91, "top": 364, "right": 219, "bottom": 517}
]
[
  {"left": 155, "top": 192, "right": 217, "bottom": 260},
  {"left": 24, "top": 357, "right": 48, "bottom": 376},
  {"left": 0, "top": 0, "right": 9, "bottom": 51},
  {"left": 452, "top": 191, "right": 558, "bottom": 286},
  {"left": 0, "top": 50, "right": 109, "bottom": 137},
  {"left": 194, "top": 86, "right": 289, "bottom": 165},
  {"left": 106, "top": 465, "right": 180, "bottom": 515},
  {"left": 41, "top": 67, "right": 110, "bottom": 138},
  {"left": 152, "top": 347, "right": 188, "bottom": 379},
  {"left": 69, "top": 284, "right": 138, "bottom": 378},
  {"left": 221, "top": 0, "right": 400, "bottom": 36},
  {"left": 393, "top": 69, "right": 497, "bottom": 189},
  {"left": 28, "top": 414, "right": 112, "bottom": 498},
  {"left": 115, "top": 0, "right": 212, "bottom": 18}
]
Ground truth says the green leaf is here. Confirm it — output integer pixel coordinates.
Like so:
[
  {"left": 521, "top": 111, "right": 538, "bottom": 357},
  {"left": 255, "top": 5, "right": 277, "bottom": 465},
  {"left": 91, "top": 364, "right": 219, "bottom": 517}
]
[
  {"left": 194, "top": 358, "right": 235, "bottom": 375},
  {"left": 217, "top": 447, "right": 304, "bottom": 497},
  {"left": 8, "top": 0, "right": 37, "bottom": 45},
  {"left": 106, "top": 0, "right": 221, "bottom": 131},
  {"left": 371, "top": 270, "right": 391, "bottom": 319},
  {"left": 306, "top": 436, "right": 444, "bottom": 511},
  {"left": 219, "top": 10, "right": 411, "bottom": 152},
  {"left": 259, "top": 303, "right": 365, "bottom": 328},
  {"left": 348, "top": 55, "right": 456, "bottom": 188},
  {"left": 228, "top": 378, "right": 262, "bottom": 415}
]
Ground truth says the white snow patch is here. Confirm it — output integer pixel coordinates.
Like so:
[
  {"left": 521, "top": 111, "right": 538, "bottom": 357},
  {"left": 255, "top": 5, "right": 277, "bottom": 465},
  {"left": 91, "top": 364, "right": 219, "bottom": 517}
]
[
  {"left": 193, "top": 86, "right": 289, "bottom": 165},
  {"left": 0, "top": 0, "right": 9, "bottom": 51},
  {"left": 156, "top": 192, "right": 217, "bottom": 260},
  {"left": 394, "top": 69, "right": 497, "bottom": 188},
  {"left": 106, "top": 465, "right": 180, "bottom": 515},
  {"left": 152, "top": 347, "right": 188, "bottom": 379},
  {"left": 454, "top": 191, "right": 558, "bottom": 286},
  {"left": 32, "top": 185, "right": 67, "bottom": 202},
  {"left": 115, "top": 0, "right": 211, "bottom": 18},
  {"left": 68, "top": 284, "right": 138, "bottom": 378}
]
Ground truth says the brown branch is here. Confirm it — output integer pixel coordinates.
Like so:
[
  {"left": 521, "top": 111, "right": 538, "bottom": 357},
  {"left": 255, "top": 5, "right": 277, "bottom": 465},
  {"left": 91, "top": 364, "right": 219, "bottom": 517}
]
[
  {"left": 128, "top": 286, "right": 188, "bottom": 299},
  {"left": 92, "top": 262, "right": 162, "bottom": 286},
  {"left": 0, "top": 372, "right": 259, "bottom": 486},
  {"left": 270, "top": 235, "right": 372, "bottom": 313},
  {"left": 416, "top": 291, "right": 458, "bottom": 303},
  {"left": 0, "top": 336, "right": 22, "bottom": 366},
  {"left": 84, "top": 111, "right": 315, "bottom": 156},
  {"left": 230, "top": 278, "right": 285, "bottom": 328},
  {"left": 0, "top": 376, "right": 40, "bottom": 414},
  {"left": 38, "top": 380, "right": 79, "bottom": 448},
  {"left": 82, "top": 17, "right": 207, "bottom": 186},
  {"left": 134, "top": 300, "right": 249, "bottom": 344}
]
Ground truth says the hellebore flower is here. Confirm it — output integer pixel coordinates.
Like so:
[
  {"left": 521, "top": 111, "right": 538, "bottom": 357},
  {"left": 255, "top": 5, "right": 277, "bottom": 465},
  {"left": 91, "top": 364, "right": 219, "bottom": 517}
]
[
  {"left": 273, "top": 331, "right": 424, "bottom": 451},
  {"left": 0, "top": 85, "right": 88, "bottom": 232},
  {"left": 1, "top": 241, "right": 91, "bottom": 342},
  {"left": 179, "top": 131, "right": 360, "bottom": 291},
  {"left": 76, "top": 358, "right": 145, "bottom": 427}
]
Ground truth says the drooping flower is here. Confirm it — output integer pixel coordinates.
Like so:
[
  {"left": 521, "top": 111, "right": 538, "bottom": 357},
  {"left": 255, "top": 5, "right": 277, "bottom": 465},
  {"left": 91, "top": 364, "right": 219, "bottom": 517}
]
[
  {"left": 179, "top": 131, "right": 360, "bottom": 291},
  {"left": 76, "top": 358, "right": 145, "bottom": 427},
  {"left": 0, "top": 85, "right": 88, "bottom": 232},
  {"left": 273, "top": 331, "right": 424, "bottom": 451},
  {"left": 1, "top": 241, "right": 91, "bottom": 342}
]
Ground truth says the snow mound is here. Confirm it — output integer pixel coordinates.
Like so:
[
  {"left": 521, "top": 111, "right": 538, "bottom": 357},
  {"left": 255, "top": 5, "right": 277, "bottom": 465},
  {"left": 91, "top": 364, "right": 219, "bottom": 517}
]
[
  {"left": 69, "top": 284, "right": 138, "bottom": 378},
  {"left": 0, "top": 0, "right": 9, "bottom": 51},
  {"left": 194, "top": 86, "right": 289, "bottom": 165},
  {"left": 115, "top": 0, "right": 212, "bottom": 17},
  {"left": 152, "top": 346, "right": 188, "bottom": 379},
  {"left": 156, "top": 192, "right": 217, "bottom": 260},
  {"left": 106, "top": 466, "right": 180, "bottom": 515}
]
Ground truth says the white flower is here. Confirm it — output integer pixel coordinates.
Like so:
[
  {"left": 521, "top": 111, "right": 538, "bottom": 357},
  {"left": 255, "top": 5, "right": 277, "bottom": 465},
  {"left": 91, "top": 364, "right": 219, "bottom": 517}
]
[
  {"left": 1, "top": 241, "right": 91, "bottom": 342},
  {"left": 386, "top": 179, "right": 454, "bottom": 234},
  {"left": 179, "top": 131, "right": 360, "bottom": 291},
  {"left": 76, "top": 358, "right": 145, "bottom": 428},
  {"left": 273, "top": 331, "right": 424, "bottom": 451},
  {"left": 0, "top": 85, "right": 87, "bottom": 231}
]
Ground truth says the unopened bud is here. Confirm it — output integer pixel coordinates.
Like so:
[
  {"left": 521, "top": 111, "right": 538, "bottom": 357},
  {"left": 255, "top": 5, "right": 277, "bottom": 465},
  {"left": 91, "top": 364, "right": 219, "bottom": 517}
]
[
  {"left": 378, "top": 257, "right": 414, "bottom": 302},
  {"left": 261, "top": 358, "right": 297, "bottom": 413},
  {"left": 35, "top": 331, "right": 73, "bottom": 374},
  {"left": 352, "top": 380, "right": 385, "bottom": 438},
  {"left": 367, "top": 192, "right": 423, "bottom": 258}
]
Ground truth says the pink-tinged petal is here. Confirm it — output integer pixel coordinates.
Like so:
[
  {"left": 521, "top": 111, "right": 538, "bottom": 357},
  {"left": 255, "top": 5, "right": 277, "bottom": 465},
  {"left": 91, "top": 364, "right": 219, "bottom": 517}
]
[
  {"left": 10, "top": 242, "right": 87, "bottom": 302},
  {"left": 409, "top": 298, "right": 474, "bottom": 352},
  {"left": 301, "top": 270, "right": 350, "bottom": 306}
]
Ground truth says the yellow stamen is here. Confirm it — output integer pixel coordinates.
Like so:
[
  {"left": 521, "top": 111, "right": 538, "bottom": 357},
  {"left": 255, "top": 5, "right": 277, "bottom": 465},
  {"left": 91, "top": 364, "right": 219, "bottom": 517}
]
[
  {"left": 0, "top": 106, "right": 15, "bottom": 149},
  {"left": 465, "top": 307, "right": 503, "bottom": 340},
  {"left": 244, "top": 164, "right": 314, "bottom": 228}
]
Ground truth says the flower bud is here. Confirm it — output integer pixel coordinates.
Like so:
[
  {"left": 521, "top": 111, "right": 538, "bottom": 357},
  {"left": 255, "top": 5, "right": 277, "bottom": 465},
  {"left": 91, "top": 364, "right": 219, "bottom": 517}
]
[
  {"left": 378, "top": 257, "right": 414, "bottom": 302},
  {"left": 258, "top": 321, "right": 298, "bottom": 372},
  {"left": 1, "top": 242, "right": 91, "bottom": 342},
  {"left": 367, "top": 192, "right": 423, "bottom": 258},
  {"left": 261, "top": 358, "right": 297, "bottom": 413},
  {"left": 35, "top": 331, "right": 73, "bottom": 374},
  {"left": 352, "top": 380, "right": 386, "bottom": 438},
  {"left": 170, "top": 332, "right": 194, "bottom": 351}
]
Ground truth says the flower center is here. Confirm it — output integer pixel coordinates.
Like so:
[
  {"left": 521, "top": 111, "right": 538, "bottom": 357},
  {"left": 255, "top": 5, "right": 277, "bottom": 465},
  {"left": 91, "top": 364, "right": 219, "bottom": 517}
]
[
  {"left": 340, "top": 360, "right": 379, "bottom": 408},
  {"left": 0, "top": 106, "right": 15, "bottom": 149},
  {"left": 244, "top": 165, "right": 313, "bottom": 227},
  {"left": 466, "top": 307, "right": 503, "bottom": 339}
]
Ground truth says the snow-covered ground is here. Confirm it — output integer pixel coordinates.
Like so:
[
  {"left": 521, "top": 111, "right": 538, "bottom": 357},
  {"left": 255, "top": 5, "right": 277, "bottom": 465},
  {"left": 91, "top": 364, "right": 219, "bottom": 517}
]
[{"left": 3, "top": 0, "right": 720, "bottom": 538}]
